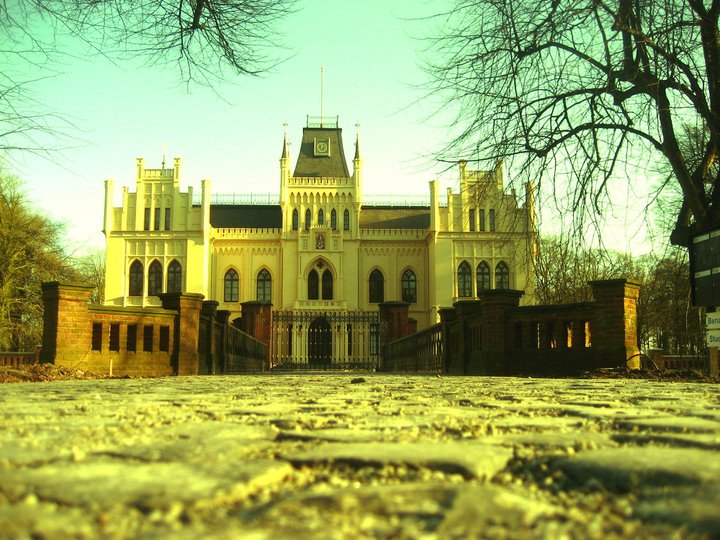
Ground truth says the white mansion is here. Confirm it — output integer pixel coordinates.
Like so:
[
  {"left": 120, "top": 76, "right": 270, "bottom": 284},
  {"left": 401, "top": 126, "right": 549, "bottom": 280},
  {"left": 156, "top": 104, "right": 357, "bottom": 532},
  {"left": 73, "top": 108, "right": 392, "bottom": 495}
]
[{"left": 102, "top": 116, "right": 537, "bottom": 365}]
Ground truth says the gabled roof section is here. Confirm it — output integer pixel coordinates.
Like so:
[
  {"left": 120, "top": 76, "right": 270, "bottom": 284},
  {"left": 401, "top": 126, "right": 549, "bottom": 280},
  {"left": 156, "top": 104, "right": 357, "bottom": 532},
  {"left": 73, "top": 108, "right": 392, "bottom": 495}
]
[
  {"left": 210, "top": 205, "right": 283, "bottom": 229},
  {"left": 292, "top": 127, "right": 350, "bottom": 178},
  {"left": 360, "top": 207, "right": 431, "bottom": 229}
]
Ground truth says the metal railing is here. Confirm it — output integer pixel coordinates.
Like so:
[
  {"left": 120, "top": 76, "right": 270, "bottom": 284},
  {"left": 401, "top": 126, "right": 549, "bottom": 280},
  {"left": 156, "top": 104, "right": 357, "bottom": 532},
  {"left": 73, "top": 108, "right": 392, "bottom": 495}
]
[{"left": 381, "top": 323, "right": 445, "bottom": 373}]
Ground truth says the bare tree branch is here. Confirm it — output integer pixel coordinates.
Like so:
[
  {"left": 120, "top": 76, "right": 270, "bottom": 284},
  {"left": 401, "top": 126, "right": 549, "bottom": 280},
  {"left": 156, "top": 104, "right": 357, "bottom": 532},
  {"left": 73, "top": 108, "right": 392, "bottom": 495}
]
[{"left": 425, "top": 0, "right": 720, "bottom": 246}]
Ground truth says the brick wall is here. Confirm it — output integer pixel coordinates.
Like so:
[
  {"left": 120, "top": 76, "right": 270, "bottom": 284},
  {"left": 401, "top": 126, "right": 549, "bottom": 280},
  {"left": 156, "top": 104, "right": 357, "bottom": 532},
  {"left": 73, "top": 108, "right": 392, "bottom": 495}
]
[
  {"left": 382, "top": 278, "right": 644, "bottom": 376},
  {"left": 41, "top": 282, "right": 203, "bottom": 377}
]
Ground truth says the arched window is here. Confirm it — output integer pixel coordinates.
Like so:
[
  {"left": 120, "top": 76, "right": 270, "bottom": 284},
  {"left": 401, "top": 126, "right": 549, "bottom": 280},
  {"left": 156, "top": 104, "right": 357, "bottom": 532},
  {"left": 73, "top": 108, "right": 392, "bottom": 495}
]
[
  {"left": 401, "top": 269, "right": 417, "bottom": 303},
  {"left": 457, "top": 261, "right": 472, "bottom": 297},
  {"left": 305, "top": 208, "right": 312, "bottom": 230},
  {"left": 308, "top": 269, "right": 319, "bottom": 300},
  {"left": 148, "top": 260, "right": 163, "bottom": 296},
  {"left": 318, "top": 209, "right": 324, "bottom": 226},
  {"left": 167, "top": 260, "right": 182, "bottom": 293},
  {"left": 495, "top": 262, "right": 510, "bottom": 289},
  {"left": 257, "top": 269, "right": 271, "bottom": 302},
  {"left": 224, "top": 269, "right": 239, "bottom": 302},
  {"left": 369, "top": 269, "right": 385, "bottom": 303},
  {"left": 476, "top": 261, "right": 491, "bottom": 293},
  {"left": 292, "top": 209, "right": 299, "bottom": 230},
  {"left": 331, "top": 209, "right": 337, "bottom": 230},
  {"left": 322, "top": 270, "right": 333, "bottom": 300},
  {"left": 129, "top": 260, "right": 143, "bottom": 296},
  {"left": 343, "top": 209, "right": 350, "bottom": 231}
]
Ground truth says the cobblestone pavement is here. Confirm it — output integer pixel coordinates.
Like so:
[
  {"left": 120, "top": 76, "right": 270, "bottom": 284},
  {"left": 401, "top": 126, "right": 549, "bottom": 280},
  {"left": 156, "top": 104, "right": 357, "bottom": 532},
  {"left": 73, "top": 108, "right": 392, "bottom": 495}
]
[{"left": 1, "top": 375, "right": 719, "bottom": 539}]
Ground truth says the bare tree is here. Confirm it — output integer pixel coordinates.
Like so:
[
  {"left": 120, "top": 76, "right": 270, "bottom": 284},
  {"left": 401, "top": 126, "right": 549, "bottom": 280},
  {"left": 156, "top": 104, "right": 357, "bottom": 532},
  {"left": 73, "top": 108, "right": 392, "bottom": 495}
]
[
  {"left": 0, "top": 0, "right": 295, "bottom": 154},
  {"left": 535, "top": 236, "right": 641, "bottom": 304},
  {"left": 638, "top": 249, "right": 706, "bottom": 354},
  {"left": 73, "top": 247, "right": 105, "bottom": 304},
  {"left": 17, "top": 0, "right": 296, "bottom": 83},
  {"left": 426, "top": 0, "right": 720, "bottom": 246},
  {"left": 0, "top": 167, "right": 77, "bottom": 349}
]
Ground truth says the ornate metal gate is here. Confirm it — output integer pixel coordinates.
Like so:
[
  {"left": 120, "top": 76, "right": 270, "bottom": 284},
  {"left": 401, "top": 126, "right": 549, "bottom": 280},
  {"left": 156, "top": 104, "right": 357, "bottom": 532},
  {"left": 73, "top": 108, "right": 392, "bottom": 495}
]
[{"left": 272, "top": 310, "right": 380, "bottom": 371}]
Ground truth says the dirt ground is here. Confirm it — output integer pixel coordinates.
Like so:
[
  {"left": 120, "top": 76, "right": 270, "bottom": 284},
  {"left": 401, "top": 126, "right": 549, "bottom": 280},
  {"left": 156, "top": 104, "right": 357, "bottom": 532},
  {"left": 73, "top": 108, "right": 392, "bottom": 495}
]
[{"left": 0, "top": 363, "right": 716, "bottom": 384}]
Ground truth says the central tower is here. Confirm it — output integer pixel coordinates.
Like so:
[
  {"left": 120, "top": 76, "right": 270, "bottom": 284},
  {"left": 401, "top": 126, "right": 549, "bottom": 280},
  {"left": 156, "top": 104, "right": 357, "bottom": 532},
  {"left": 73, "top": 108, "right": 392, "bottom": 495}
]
[{"left": 278, "top": 116, "right": 363, "bottom": 312}]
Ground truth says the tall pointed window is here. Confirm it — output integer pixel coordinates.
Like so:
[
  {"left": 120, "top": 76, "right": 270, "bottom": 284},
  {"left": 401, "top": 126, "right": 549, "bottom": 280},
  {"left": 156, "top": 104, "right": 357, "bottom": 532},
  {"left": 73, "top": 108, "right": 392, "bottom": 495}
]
[
  {"left": 401, "top": 269, "right": 417, "bottom": 303},
  {"left": 331, "top": 209, "right": 337, "bottom": 230},
  {"left": 469, "top": 209, "right": 476, "bottom": 231},
  {"left": 369, "top": 269, "right": 385, "bottom": 304},
  {"left": 167, "top": 260, "right": 182, "bottom": 293},
  {"left": 148, "top": 260, "right": 163, "bottom": 296},
  {"left": 322, "top": 270, "right": 333, "bottom": 300},
  {"left": 305, "top": 209, "right": 312, "bottom": 230},
  {"left": 318, "top": 209, "right": 324, "bottom": 226},
  {"left": 343, "top": 209, "right": 350, "bottom": 231},
  {"left": 457, "top": 261, "right": 472, "bottom": 297},
  {"left": 257, "top": 269, "right": 271, "bottom": 302},
  {"left": 308, "top": 269, "right": 319, "bottom": 300},
  {"left": 476, "top": 261, "right": 491, "bottom": 293},
  {"left": 224, "top": 269, "right": 239, "bottom": 302},
  {"left": 292, "top": 209, "right": 299, "bottom": 230},
  {"left": 489, "top": 209, "right": 496, "bottom": 231},
  {"left": 129, "top": 260, "right": 143, "bottom": 296},
  {"left": 495, "top": 262, "right": 510, "bottom": 289}
]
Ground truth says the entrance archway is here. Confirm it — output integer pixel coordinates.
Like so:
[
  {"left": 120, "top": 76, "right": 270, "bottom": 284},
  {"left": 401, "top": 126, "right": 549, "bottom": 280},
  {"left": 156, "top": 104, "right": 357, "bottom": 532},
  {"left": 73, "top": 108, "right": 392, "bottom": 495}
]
[{"left": 308, "top": 317, "right": 332, "bottom": 366}]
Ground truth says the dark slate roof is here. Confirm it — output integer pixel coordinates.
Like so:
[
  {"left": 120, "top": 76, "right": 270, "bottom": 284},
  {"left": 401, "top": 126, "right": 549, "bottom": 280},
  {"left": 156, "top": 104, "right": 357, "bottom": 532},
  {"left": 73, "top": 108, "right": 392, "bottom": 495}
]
[
  {"left": 360, "top": 207, "right": 431, "bottom": 229},
  {"left": 210, "top": 205, "right": 282, "bottom": 228},
  {"left": 292, "top": 127, "right": 351, "bottom": 178}
]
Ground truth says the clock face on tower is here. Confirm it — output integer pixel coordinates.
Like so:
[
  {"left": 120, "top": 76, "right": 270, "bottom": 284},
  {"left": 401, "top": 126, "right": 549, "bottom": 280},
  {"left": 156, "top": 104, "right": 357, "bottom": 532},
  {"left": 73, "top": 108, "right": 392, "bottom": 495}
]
[{"left": 314, "top": 139, "right": 330, "bottom": 156}]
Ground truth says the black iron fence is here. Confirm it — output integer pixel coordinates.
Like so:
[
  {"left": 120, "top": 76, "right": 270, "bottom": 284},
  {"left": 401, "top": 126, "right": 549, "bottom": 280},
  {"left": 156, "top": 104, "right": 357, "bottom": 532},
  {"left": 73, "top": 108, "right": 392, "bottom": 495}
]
[{"left": 272, "top": 310, "right": 379, "bottom": 371}]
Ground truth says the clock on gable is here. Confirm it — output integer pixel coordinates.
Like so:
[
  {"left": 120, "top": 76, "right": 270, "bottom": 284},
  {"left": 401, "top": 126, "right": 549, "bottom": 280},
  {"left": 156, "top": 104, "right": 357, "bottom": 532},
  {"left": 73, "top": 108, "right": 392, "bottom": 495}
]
[{"left": 314, "top": 138, "right": 330, "bottom": 156}]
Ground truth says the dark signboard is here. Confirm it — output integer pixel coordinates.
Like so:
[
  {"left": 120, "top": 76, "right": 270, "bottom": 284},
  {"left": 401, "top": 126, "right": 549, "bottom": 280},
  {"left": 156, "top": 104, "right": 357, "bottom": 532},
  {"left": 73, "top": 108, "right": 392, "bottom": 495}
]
[{"left": 690, "top": 227, "right": 720, "bottom": 307}]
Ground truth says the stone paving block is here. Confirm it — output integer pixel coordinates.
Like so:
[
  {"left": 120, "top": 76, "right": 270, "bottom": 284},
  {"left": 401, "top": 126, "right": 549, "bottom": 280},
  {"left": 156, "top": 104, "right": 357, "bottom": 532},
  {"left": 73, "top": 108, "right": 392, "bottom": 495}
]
[
  {"left": 100, "top": 424, "right": 277, "bottom": 462},
  {"left": 553, "top": 447, "right": 720, "bottom": 490},
  {"left": 287, "top": 441, "right": 512, "bottom": 479},
  {"left": 634, "top": 485, "right": 720, "bottom": 535},
  {"left": 437, "top": 485, "right": 562, "bottom": 537},
  {"left": 611, "top": 432, "right": 720, "bottom": 450},
  {"left": 614, "top": 415, "right": 720, "bottom": 433},
  {"left": 0, "top": 458, "right": 293, "bottom": 511}
]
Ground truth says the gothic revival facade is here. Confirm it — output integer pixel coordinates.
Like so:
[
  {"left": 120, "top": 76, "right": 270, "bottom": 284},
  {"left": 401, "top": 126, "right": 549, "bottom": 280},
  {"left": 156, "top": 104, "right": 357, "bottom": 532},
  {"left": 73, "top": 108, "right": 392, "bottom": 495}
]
[{"left": 103, "top": 116, "right": 537, "bottom": 367}]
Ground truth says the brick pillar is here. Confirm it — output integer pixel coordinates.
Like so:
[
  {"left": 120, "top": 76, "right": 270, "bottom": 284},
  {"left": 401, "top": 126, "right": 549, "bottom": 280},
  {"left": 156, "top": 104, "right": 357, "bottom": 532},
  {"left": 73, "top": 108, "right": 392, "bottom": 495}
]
[
  {"left": 474, "top": 289, "right": 523, "bottom": 375},
  {"left": 240, "top": 301, "right": 273, "bottom": 368},
  {"left": 438, "top": 308, "right": 457, "bottom": 324},
  {"left": 378, "top": 302, "right": 411, "bottom": 345},
  {"left": 589, "top": 279, "right": 642, "bottom": 369},
  {"left": 40, "top": 282, "right": 93, "bottom": 366},
  {"left": 159, "top": 292, "right": 204, "bottom": 376}
]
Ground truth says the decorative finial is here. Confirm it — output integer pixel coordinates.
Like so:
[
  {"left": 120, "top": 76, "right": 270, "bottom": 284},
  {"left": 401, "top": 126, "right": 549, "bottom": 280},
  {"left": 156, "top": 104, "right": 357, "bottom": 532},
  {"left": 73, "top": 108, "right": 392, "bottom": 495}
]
[{"left": 161, "top": 144, "right": 167, "bottom": 169}]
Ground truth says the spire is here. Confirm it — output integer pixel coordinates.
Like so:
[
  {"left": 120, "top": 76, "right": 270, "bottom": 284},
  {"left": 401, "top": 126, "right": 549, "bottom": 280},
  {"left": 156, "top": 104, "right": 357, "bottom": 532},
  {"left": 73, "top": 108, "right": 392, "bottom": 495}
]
[
  {"left": 281, "top": 122, "right": 289, "bottom": 159},
  {"left": 354, "top": 122, "right": 361, "bottom": 160}
]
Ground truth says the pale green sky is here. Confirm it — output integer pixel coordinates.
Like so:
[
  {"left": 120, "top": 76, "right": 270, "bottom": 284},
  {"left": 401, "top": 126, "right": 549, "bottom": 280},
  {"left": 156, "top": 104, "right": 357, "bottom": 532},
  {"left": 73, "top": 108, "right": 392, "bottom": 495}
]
[{"left": 3, "top": 0, "right": 654, "bottom": 254}]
